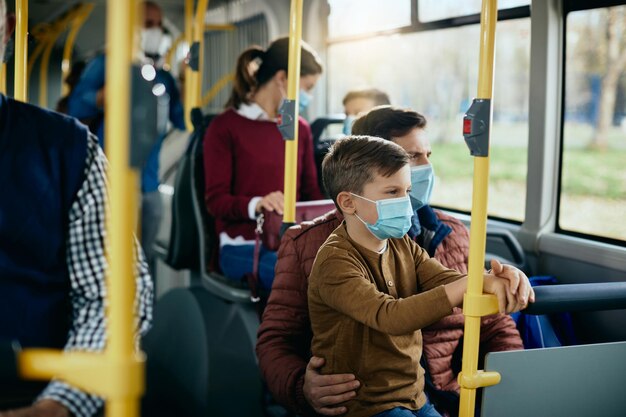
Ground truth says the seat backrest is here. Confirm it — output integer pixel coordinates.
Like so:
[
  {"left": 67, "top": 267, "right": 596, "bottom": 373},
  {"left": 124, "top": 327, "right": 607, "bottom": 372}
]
[
  {"left": 165, "top": 111, "right": 216, "bottom": 270},
  {"left": 481, "top": 341, "right": 626, "bottom": 417},
  {"left": 310, "top": 116, "right": 345, "bottom": 194}
]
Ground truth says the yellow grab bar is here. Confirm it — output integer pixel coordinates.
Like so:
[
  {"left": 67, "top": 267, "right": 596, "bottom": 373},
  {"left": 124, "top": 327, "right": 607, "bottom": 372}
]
[
  {"left": 14, "top": 0, "right": 28, "bottom": 101},
  {"left": 39, "top": 35, "right": 60, "bottom": 107},
  {"left": 282, "top": 0, "right": 303, "bottom": 225},
  {"left": 18, "top": 1, "right": 145, "bottom": 416},
  {"left": 184, "top": 0, "right": 194, "bottom": 130},
  {"left": 102, "top": 0, "right": 144, "bottom": 413},
  {"left": 190, "top": 0, "right": 209, "bottom": 111},
  {"left": 26, "top": 38, "right": 46, "bottom": 83},
  {"left": 458, "top": 1, "right": 500, "bottom": 417},
  {"left": 0, "top": 63, "right": 6, "bottom": 95},
  {"left": 61, "top": 3, "right": 95, "bottom": 96},
  {"left": 201, "top": 72, "right": 233, "bottom": 108},
  {"left": 164, "top": 34, "right": 183, "bottom": 70}
]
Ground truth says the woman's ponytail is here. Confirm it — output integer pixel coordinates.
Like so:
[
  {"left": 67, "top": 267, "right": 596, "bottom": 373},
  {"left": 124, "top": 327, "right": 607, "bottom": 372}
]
[{"left": 225, "top": 46, "right": 265, "bottom": 109}]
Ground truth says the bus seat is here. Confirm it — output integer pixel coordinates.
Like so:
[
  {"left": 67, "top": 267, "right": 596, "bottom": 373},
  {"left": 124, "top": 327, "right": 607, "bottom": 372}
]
[
  {"left": 176, "top": 110, "right": 257, "bottom": 303},
  {"left": 310, "top": 115, "right": 345, "bottom": 194},
  {"left": 153, "top": 128, "right": 194, "bottom": 260},
  {"left": 165, "top": 109, "right": 216, "bottom": 271},
  {"left": 142, "top": 287, "right": 262, "bottom": 417},
  {"left": 481, "top": 341, "right": 626, "bottom": 417},
  {"left": 485, "top": 227, "right": 530, "bottom": 275}
]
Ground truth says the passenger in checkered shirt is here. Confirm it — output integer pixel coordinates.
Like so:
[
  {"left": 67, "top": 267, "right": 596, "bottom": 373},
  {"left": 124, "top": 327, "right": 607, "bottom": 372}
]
[{"left": 0, "top": 3, "right": 153, "bottom": 417}]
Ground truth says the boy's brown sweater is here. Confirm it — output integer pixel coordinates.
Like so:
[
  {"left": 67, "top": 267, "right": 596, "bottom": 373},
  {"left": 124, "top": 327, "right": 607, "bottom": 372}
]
[{"left": 308, "top": 222, "right": 461, "bottom": 417}]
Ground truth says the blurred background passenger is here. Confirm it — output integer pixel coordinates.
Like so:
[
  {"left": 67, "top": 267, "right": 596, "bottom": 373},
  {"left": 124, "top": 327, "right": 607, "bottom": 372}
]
[
  {"left": 203, "top": 37, "right": 324, "bottom": 290},
  {"left": 342, "top": 87, "right": 390, "bottom": 134}
]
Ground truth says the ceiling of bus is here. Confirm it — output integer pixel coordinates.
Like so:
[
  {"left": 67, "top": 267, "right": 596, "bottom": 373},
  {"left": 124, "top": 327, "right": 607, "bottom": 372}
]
[{"left": 7, "top": 0, "right": 232, "bottom": 59}]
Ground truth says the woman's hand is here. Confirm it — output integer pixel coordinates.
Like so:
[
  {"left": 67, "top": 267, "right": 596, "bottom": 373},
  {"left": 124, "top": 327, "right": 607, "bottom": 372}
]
[{"left": 256, "top": 191, "right": 284, "bottom": 215}]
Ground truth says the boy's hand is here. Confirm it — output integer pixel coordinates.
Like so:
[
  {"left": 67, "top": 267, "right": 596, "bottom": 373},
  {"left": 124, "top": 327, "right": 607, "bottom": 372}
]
[
  {"left": 304, "top": 356, "right": 359, "bottom": 416},
  {"left": 484, "top": 260, "right": 535, "bottom": 313},
  {"left": 489, "top": 259, "right": 535, "bottom": 309}
]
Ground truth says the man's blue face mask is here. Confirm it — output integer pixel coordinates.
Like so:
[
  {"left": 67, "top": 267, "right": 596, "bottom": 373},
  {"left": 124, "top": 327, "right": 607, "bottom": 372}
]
[
  {"left": 351, "top": 193, "right": 413, "bottom": 240},
  {"left": 343, "top": 115, "right": 356, "bottom": 135},
  {"left": 299, "top": 89, "right": 312, "bottom": 113},
  {"left": 409, "top": 164, "right": 435, "bottom": 211}
]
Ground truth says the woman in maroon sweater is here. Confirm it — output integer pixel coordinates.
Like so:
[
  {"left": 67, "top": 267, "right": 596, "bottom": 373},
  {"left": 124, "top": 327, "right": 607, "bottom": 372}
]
[{"left": 203, "top": 37, "right": 325, "bottom": 289}]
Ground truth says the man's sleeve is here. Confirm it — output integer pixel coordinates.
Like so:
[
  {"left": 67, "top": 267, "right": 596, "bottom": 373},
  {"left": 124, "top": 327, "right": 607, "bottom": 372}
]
[
  {"left": 256, "top": 231, "right": 316, "bottom": 416},
  {"left": 38, "top": 136, "right": 153, "bottom": 417}
]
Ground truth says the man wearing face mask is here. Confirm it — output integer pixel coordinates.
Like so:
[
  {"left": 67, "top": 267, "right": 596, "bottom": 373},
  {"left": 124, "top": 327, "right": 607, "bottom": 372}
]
[
  {"left": 68, "top": 1, "right": 185, "bottom": 275},
  {"left": 257, "top": 106, "right": 524, "bottom": 417}
]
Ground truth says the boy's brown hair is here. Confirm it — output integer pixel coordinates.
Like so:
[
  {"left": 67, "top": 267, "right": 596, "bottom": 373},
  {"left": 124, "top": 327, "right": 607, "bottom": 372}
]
[{"left": 322, "top": 135, "right": 410, "bottom": 210}]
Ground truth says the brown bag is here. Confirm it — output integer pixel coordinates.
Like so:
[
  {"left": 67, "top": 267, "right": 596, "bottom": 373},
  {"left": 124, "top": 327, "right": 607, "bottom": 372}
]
[{"left": 259, "top": 199, "right": 336, "bottom": 251}]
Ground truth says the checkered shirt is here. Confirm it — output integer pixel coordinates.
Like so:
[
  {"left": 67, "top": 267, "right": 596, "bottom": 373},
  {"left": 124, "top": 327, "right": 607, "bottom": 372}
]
[{"left": 37, "top": 136, "right": 154, "bottom": 417}]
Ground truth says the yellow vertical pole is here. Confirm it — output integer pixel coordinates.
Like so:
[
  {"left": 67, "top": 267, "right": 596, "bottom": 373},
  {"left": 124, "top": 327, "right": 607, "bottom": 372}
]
[
  {"left": 190, "top": 0, "right": 209, "bottom": 111},
  {"left": 14, "top": 0, "right": 28, "bottom": 101},
  {"left": 282, "top": 0, "right": 303, "bottom": 225},
  {"left": 0, "top": 63, "right": 6, "bottom": 95},
  {"left": 27, "top": 40, "right": 46, "bottom": 86},
  {"left": 458, "top": 1, "right": 499, "bottom": 417},
  {"left": 184, "top": 0, "right": 193, "bottom": 130},
  {"left": 39, "top": 37, "right": 56, "bottom": 107},
  {"left": 62, "top": 4, "right": 95, "bottom": 96},
  {"left": 104, "top": 0, "right": 142, "bottom": 414}
]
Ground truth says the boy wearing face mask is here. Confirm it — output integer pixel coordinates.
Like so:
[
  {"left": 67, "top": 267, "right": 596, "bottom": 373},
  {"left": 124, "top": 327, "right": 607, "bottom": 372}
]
[
  {"left": 307, "top": 136, "right": 534, "bottom": 417},
  {"left": 257, "top": 107, "right": 525, "bottom": 417}
]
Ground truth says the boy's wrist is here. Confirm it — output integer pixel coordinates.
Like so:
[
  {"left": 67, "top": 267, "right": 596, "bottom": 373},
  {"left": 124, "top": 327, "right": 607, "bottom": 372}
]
[{"left": 444, "top": 275, "right": 468, "bottom": 307}]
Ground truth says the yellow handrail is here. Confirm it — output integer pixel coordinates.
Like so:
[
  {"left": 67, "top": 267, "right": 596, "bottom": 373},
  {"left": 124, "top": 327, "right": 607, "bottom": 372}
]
[
  {"left": 14, "top": 0, "right": 28, "bottom": 101},
  {"left": 18, "top": 1, "right": 145, "bottom": 416},
  {"left": 458, "top": 1, "right": 500, "bottom": 416},
  {"left": 184, "top": 0, "right": 193, "bottom": 130},
  {"left": 164, "top": 34, "right": 183, "bottom": 70},
  {"left": 190, "top": 0, "right": 209, "bottom": 111},
  {"left": 102, "top": 0, "right": 144, "bottom": 412},
  {"left": 282, "top": 0, "right": 303, "bottom": 225},
  {"left": 39, "top": 35, "right": 59, "bottom": 107},
  {"left": 204, "top": 23, "right": 235, "bottom": 31},
  {"left": 26, "top": 40, "right": 46, "bottom": 83},
  {"left": 26, "top": 3, "right": 95, "bottom": 105},
  {"left": 0, "top": 63, "right": 6, "bottom": 95},
  {"left": 61, "top": 3, "right": 95, "bottom": 96},
  {"left": 201, "top": 72, "right": 233, "bottom": 108}
]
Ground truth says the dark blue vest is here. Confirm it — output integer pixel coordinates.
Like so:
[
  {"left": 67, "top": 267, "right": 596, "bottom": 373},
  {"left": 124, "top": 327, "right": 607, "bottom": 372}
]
[{"left": 0, "top": 94, "right": 88, "bottom": 348}]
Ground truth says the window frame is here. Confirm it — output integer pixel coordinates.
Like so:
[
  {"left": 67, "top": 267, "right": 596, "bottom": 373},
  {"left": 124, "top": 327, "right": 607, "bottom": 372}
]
[
  {"left": 556, "top": 2, "right": 626, "bottom": 246},
  {"left": 327, "top": 2, "right": 530, "bottom": 45},
  {"left": 327, "top": 2, "right": 531, "bottom": 224}
]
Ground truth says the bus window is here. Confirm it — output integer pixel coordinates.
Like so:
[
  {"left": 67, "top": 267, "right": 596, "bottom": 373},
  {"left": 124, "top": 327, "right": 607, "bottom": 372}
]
[
  {"left": 560, "top": 5, "right": 626, "bottom": 243},
  {"left": 418, "top": 0, "right": 530, "bottom": 23},
  {"left": 327, "top": 16, "right": 530, "bottom": 221},
  {"left": 328, "top": 0, "right": 411, "bottom": 39}
]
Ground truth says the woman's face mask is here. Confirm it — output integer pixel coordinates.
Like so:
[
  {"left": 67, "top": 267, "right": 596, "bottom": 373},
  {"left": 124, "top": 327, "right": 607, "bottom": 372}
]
[
  {"left": 351, "top": 193, "right": 414, "bottom": 240},
  {"left": 299, "top": 89, "right": 312, "bottom": 113},
  {"left": 409, "top": 164, "right": 435, "bottom": 211}
]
